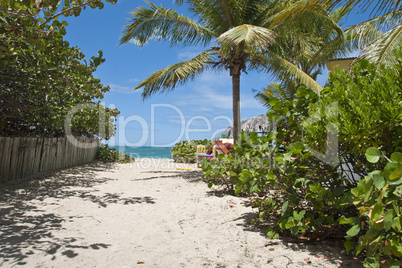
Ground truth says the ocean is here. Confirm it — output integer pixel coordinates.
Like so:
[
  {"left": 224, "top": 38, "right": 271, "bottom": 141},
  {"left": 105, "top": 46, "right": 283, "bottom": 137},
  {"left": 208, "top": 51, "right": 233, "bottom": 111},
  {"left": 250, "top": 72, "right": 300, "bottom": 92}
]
[{"left": 113, "top": 146, "right": 172, "bottom": 159}]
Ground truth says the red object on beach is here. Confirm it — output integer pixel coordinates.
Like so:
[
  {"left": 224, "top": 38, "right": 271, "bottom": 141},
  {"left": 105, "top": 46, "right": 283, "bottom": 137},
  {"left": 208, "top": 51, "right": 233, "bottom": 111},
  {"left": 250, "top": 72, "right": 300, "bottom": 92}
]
[{"left": 206, "top": 140, "right": 233, "bottom": 155}]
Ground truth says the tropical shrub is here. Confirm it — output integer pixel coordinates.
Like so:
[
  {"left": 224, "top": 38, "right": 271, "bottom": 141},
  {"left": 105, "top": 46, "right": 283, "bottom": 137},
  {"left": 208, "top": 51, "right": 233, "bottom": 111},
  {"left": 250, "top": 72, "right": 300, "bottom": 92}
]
[
  {"left": 259, "top": 89, "right": 349, "bottom": 234},
  {"left": 203, "top": 87, "right": 350, "bottom": 237},
  {"left": 262, "top": 58, "right": 401, "bottom": 262},
  {"left": 307, "top": 58, "right": 402, "bottom": 182},
  {"left": 341, "top": 148, "right": 402, "bottom": 267},
  {"left": 201, "top": 57, "right": 402, "bottom": 262},
  {"left": 119, "top": 152, "right": 134, "bottom": 164},
  {"left": 98, "top": 144, "right": 134, "bottom": 163},
  {"left": 202, "top": 131, "right": 282, "bottom": 194},
  {"left": 171, "top": 139, "right": 213, "bottom": 163},
  {"left": 0, "top": 0, "right": 119, "bottom": 138}
]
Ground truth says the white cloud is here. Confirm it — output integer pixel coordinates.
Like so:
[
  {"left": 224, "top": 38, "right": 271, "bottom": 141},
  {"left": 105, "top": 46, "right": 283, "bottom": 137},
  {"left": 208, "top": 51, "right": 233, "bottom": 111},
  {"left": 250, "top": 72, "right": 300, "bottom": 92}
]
[
  {"left": 127, "top": 78, "right": 140, "bottom": 83},
  {"left": 177, "top": 49, "right": 203, "bottom": 61},
  {"left": 108, "top": 83, "right": 138, "bottom": 94},
  {"left": 172, "top": 71, "right": 263, "bottom": 111},
  {"left": 197, "top": 71, "right": 231, "bottom": 87}
]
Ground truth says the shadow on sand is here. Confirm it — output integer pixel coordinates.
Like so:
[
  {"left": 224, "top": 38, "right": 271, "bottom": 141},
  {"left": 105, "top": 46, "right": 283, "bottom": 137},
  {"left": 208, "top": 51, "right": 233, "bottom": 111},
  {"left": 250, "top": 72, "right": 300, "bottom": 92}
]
[
  {"left": 0, "top": 162, "right": 153, "bottom": 266},
  {"left": 231, "top": 212, "right": 362, "bottom": 267},
  {"left": 137, "top": 170, "right": 204, "bottom": 183},
  {"left": 141, "top": 168, "right": 362, "bottom": 266}
]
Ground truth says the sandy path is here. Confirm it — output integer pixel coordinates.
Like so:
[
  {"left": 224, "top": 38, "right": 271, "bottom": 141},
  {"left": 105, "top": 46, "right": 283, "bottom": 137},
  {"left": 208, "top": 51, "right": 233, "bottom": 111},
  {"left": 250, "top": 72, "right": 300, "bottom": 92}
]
[{"left": 0, "top": 159, "right": 361, "bottom": 267}]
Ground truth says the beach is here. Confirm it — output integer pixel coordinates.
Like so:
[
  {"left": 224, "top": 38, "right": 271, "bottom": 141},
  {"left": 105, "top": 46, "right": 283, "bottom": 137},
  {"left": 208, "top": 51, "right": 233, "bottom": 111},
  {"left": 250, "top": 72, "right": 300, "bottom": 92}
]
[{"left": 0, "top": 159, "right": 361, "bottom": 267}]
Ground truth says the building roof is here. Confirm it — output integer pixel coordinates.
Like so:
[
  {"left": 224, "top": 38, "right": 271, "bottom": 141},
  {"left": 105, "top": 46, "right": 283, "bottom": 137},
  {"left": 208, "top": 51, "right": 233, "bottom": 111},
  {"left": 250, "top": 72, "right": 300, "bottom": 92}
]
[
  {"left": 226, "top": 114, "right": 270, "bottom": 136},
  {"left": 328, "top": 57, "right": 357, "bottom": 61}
]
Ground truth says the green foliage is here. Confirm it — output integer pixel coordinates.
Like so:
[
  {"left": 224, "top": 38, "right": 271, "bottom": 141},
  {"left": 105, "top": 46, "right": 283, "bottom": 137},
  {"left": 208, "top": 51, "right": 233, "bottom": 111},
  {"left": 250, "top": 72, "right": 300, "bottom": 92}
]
[
  {"left": 171, "top": 139, "right": 213, "bottom": 163},
  {"left": 201, "top": 132, "right": 276, "bottom": 194},
  {"left": 98, "top": 144, "right": 134, "bottom": 163},
  {"left": 308, "top": 57, "right": 402, "bottom": 182},
  {"left": 216, "top": 132, "right": 232, "bottom": 139},
  {"left": 201, "top": 58, "right": 402, "bottom": 264},
  {"left": 203, "top": 87, "right": 350, "bottom": 236},
  {"left": 0, "top": 0, "right": 119, "bottom": 138},
  {"left": 0, "top": 0, "right": 117, "bottom": 22},
  {"left": 342, "top": 148, "right": 402, "bottom": 267},
  {"left": 98, "top": 144, "right": 119, "bottom": 162},
  {"left": 249, "top": 89, "right": 350, "bottom": 236}
]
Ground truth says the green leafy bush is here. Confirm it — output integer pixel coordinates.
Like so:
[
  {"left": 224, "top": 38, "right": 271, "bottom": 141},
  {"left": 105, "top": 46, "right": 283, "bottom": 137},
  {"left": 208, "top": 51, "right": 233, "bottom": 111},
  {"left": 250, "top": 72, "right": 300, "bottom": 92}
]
[
  {"left": 201, "top": 132, "right": 275, "bottom": 194},
  {"left": 98, "top": 144, "right": 119, "bottom": 162},
  {"left": 203, "top": 87, "right": 349, "bottom": 233},
  {"left": 98, "top": 144, "right": 134, "bottom": 163},
  {"left": 0, "top": 0, "right": 119, "bottom": 138},
  {"left": 171, "top": 139, "right": 213, "bottom": 163},
  {"left": 341, "top": 148, "right": 402, "bottom": 267},
  {"left": 201, "top": 57, "right": 402, "bottom": 263},
  {"left": 307, "top": 58, "right": 402, "bottom": 182}
]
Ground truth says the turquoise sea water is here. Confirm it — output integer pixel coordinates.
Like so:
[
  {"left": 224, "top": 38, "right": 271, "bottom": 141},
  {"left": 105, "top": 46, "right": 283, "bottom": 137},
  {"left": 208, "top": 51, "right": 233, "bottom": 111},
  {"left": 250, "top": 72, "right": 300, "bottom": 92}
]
[{"left": 113, "top": 146, "right": 172, "bottom": 159}]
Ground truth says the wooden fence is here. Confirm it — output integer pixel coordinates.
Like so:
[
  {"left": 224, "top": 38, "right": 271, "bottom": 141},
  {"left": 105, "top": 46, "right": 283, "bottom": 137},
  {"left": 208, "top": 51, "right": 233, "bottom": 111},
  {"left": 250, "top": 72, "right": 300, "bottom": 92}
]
[{"left": 0, "top": 136, "right": 99, "bottom": 183}]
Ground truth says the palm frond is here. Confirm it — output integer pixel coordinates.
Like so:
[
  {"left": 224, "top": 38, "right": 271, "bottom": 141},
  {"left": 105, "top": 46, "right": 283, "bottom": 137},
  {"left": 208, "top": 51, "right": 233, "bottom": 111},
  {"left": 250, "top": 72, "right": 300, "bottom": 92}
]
[
  {"left": 345, "top": 24, "right": 380, "bottom": 51},
  {"left": 248, "top": 53, "right": 323, "bottom": 94},
  {"left": 269, "top": 82, "right": 290, "bottom": 101},
  {"left": 364, "top": 23, "right": 402, "bottom": 72},
  {"left": 173, "top": 0, "right": 184, "bottom": 5},
  {"left": 187, "top": 0, "right": 235, "bottom": 34},
  {"left": 254, "top": 82, "right": 289, "bottom": 108},
  {"left": 120, "top": 1, "right": 215, "bottom": 47},
  {"left": 188, "top": 0, "right": 274, "bottom": 35},
  {"left": 270, "top": 55, "right": 323, "bottom": 94},
  {"left": 308, "top": 32, "right": 350, "bottom": 70},
  {"left": 345, "top": 9, "right": 402, "bottom": 50},
  {"left": 254, "top": 88, "right": 273, "bottom": 108},
  {"left": 135, "top": 50, "right": 217, "bottom": 99},
  {"left": 236, "top": 0, "right": 273, "bottom": 25},
  {"left": 324, "top": 0, "right": 402, "bottom": 16},
  {"left": 329, "top": 5, "right": 353, "bottom": 23},
  {"left": 265, "top": 0, "right": 346, "bottom": 61},
  {"left": 216, "top": 24, "right": 276, "bottom": 52},
  {"left": 268, "top": 0, "right": 400, "bottom": 23},
  {"left": 266, "top": 0, "right": 328, "bottom": 27}
]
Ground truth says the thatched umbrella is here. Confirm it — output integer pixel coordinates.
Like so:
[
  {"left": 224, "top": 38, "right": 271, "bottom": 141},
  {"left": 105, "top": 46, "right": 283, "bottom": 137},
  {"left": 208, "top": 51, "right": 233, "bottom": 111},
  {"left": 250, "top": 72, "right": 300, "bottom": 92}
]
[{"left": 226, "top": 114, "right": 270, "bottom": 136}]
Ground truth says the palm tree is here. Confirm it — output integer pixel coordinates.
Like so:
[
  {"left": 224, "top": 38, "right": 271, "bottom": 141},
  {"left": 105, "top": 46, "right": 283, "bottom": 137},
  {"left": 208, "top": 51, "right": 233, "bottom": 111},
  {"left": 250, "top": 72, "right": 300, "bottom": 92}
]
[
  {"left": 254, "top": 4, "right": 351, "bottom": 107},
  {"left": 345, "top": 8, "right": 402, "bottom": 72},
  {"left": 120, "top": 0, "right": 344, "bottom": 143},
  {"left": 324, "top": 0, "right": 400, "bottom": 15},
  {"left": 254, "top": 75, "right": 319, "bottom": 109},
  {"left": 274, "top": 0, "right": 402, "bottom": 72}
]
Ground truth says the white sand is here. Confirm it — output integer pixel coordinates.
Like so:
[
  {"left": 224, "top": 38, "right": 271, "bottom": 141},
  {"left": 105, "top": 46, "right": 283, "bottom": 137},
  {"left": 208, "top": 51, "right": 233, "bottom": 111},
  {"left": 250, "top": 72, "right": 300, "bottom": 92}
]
[{"left": 0, "top": 159, "right": 361, "bottom": 267}]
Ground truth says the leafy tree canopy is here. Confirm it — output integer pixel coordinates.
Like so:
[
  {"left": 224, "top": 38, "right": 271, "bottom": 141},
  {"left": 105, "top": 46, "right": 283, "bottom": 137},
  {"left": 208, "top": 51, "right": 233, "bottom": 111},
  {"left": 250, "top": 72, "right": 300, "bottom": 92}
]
[{"left": 0, "top": 0, "right": 119, "bottom": 139}]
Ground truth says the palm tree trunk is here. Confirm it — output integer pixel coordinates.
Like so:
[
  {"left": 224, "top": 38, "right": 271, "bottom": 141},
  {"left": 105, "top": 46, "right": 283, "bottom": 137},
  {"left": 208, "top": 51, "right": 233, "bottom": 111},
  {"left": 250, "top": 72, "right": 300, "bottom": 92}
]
[{"left": 232, "top": 72, "right": 241, "bottom": 144}]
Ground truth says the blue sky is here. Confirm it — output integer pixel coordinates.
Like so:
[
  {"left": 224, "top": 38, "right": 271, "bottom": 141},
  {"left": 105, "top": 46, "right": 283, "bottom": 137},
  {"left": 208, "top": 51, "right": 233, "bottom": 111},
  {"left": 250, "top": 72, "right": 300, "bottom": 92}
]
[{"left": 63, "top": 0, "right": 371, "bottom": 147}]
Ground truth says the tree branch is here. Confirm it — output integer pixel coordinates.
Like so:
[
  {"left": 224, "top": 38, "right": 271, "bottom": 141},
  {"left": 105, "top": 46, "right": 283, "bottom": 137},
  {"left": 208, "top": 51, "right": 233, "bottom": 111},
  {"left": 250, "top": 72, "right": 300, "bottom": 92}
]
[
  {"left": 0, "top": 9, "right": 35, "bottom": 19},
  {"left": 39, "top": 0, "right": 100, "bottom": 27}
]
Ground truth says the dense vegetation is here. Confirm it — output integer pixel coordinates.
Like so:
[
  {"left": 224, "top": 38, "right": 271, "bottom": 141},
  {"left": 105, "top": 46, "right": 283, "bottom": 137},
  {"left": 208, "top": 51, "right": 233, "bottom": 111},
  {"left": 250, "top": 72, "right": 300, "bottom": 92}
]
[
  {"left": 201, "top": 57, "right": 402, "bottom": 267},
  {"left": 0, "top": 0, "right": 119, "bottom": 139},
  {"left": 171, "top": 139, "right": 213, "bottom": 163},
  {"left": 2, "top": 0, "right": 401, "bottom": 266},
  {"left": 98, "top": 144, "right": 134, "bottom": 163}
]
